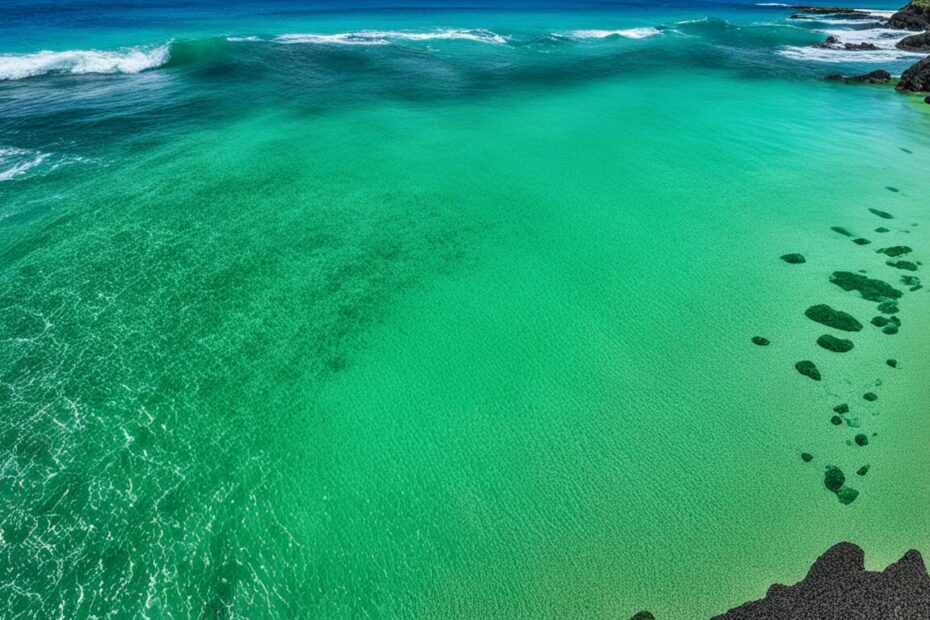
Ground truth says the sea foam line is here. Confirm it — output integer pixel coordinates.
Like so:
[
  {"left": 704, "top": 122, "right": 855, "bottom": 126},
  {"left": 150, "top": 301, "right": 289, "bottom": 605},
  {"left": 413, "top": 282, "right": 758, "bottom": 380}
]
[
  {"left": 0, "top": 148, "right": 50, "bottom": 181},
  {"left": 274, "top": 29, "right": 508, "bottom": 46},
  {"left": 0, "top": 45, "right": 170, "bottom": 81}
]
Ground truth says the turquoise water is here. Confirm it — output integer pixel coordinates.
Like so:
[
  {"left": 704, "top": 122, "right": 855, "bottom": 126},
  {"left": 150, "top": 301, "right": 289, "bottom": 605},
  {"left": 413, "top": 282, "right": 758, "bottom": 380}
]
[{"left": 2, "top": 1, "right": 930, "bottom": 617}]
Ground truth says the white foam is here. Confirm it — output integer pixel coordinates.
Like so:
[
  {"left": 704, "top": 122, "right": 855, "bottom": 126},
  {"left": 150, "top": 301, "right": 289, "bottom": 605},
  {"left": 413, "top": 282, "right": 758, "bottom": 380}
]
[
  {"left": 778, "top": 45, "right": 921, "bottom": 62},
  {"left": 275, "top": 29, "right": 507, "bottom": 46},
  {"left": 0, "top": 148, "right": 49, "bottom": 181},
  {"left": 226, "top": 36, "right": 261, "bottom": 42},
  {"left": 779, "top": 23, "right": 923, "bottom": 62},
  {"left": 0, "top": 45, "right": 170, "bottom": 81},
  {"left": 560, "top": 27, "right": 662, "bottom": 40},
  {"left": 819, "top": 27, "right": 907, "bottom": 49}
]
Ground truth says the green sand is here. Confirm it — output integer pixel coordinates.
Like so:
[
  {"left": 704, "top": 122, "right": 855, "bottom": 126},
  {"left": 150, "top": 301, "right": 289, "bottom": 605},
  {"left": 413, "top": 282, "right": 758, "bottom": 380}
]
[{"left": 3, "top": 69, "right": 930, "bottom": 616}]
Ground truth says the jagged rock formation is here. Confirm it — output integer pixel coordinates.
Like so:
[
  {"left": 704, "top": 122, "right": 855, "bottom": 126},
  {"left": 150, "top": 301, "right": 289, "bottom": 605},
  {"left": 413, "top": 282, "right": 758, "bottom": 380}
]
[
  {"left": 888, "top": 0, "right": 930, "bottom": 30},
  {"left": 714, "top": 542, "right": 930, "bottom": 619}
]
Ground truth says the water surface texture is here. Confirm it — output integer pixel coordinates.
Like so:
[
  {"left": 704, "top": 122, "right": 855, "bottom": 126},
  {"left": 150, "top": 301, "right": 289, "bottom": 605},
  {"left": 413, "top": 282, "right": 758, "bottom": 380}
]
[{"left": 2, "top": 0, "right": 930, "bottom": 617}]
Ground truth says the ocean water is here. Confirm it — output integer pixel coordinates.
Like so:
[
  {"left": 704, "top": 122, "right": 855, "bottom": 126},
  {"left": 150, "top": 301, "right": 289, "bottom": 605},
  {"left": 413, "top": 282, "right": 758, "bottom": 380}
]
[{"left": 2, "top": 0, "right": 930, "bottom": 617}]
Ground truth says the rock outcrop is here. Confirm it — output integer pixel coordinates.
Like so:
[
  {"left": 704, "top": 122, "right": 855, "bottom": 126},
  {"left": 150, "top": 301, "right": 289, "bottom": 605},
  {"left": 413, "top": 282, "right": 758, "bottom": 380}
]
[
  {"left": 714, "top": 542, "right": 930, "bottom": 619},
  {"left": 896, "top": 31, "right": 930, "bottom": 52},
  {"left": 888, "top": 0, "right": 930, "bottom": 30},
  {"left": 825, "top": 70, "right": 891, "bottom": 83},
  {"left": 897, "top": 57, "right": 930, "bottom": 92}
]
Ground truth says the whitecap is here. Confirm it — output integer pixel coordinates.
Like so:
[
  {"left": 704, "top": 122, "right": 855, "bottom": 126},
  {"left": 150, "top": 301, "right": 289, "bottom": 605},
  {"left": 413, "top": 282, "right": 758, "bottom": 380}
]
[
  {"left": 226, "top": 36, "right": 262, "bottom": 42},
  {"left": 559, "top": 27, "right": 662, "bottom": 40},
  {"left": 0, "top": 45, "right": 170, "bottom": 81},
  {"left": 778, "top": 46, "right": 921, "bottom": 63},
  {"left": 275, "top": 29, "right": 508, "bottom": 46}
]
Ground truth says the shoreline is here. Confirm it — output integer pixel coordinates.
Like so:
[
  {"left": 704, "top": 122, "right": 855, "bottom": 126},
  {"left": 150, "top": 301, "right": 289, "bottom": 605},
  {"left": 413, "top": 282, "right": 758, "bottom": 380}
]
[{"left": 789, "top": 1, "right": 930, "bottom": 98}]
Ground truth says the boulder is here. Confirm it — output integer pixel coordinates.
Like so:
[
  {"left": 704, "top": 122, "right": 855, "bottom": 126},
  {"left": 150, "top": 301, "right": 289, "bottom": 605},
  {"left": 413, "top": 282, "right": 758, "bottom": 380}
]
[
  {"left": 897, "top": 56, "right": 930, "bottom": 92},
  {"left": 896, "top": 31, "right": 930, "bottom": 52}
]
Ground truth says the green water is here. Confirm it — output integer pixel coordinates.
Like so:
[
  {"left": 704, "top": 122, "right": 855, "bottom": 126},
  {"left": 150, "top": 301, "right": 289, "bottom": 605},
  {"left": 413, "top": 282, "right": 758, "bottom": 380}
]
[{"left": 3, "top": 4, "right": 930, "bottom": 616}]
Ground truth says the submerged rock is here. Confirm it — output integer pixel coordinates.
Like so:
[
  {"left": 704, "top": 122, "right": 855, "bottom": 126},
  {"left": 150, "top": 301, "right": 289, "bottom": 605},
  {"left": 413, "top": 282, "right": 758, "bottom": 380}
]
[
  {"left": 834, "top": 403, "right": 849, "bottom": 414},
  {"left": 801, "top": 452, "right": 814, "bottom": 462},
  {"left": 831, "top": 226, "right": 854, "bottom": 237},
  {"left": 824, "top": 466, "right": 845, "bottom": 492},
  {"left": 752, "top": 336, "right": 770, "bottom": 346},
  {"left": 713, "top": 542, "right": 930, "bottom": 618},
  {"left": 853, "top": 237, "right": 872, "bottom": 245},
  {"left": 876, "top": 227, "right": 890, "bottom": 233},
  {"left": 630, "top": 612, "right": 655, "bottom": 620},
  {"left": 897, "top": 57, "right": 930, "bottom": 92},
  {"left": 877, "top": 300, "right": 900, "bottom": 314},
  {"left": 855, "top": 433, "right": 869, "bottom": 446},
  {"left": 887, "top": 260, "right": 918, "bottom": 271},
  {"left": 857, "top": 465, "right": 870, "bottom": 476},
  {"left": 864, "top": 392, "right": 878, "bottom": 402},
  {"left": 831, "top": 415, "right": 844, "bottom": 425},
  {"left": 817, "top": 334, "right": 854, "bottom": 353},
  {"left": 887, "top": 358, "right": 898, "bottom": 368},
  {"left": 830, "top": 271, "right": 903, "bottom": 302},
  {"left": 879, "top": 245, "right": 913, "bottom": 257},
  {"left": 836, "top": 486, "right": 860, "bottom": 505},
  {"left": 884, "top": 324, "right": 900, "bottom": 335},
  {"left": 781, "top": 253, "right": 806, "bottom": 264},
  {"left": 869, "top": 208, "right": 894, "bottom": 219},
  {"left": 805, "top": 304, "right": 863, "bottom": 331},
  {"left": 872, "top": 316, "right": 890, "bottom": 327},
  {"left": 796, "top": 360, "right": 822, "bottom": 381}
]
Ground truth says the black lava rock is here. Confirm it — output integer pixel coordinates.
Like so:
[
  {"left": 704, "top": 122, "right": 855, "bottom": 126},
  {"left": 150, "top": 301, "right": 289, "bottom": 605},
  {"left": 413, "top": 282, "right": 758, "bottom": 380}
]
[
  {"left": 897, "top": 57, "right": 930, "bottom": 92},
  {"left": 897, "top": 31, "right": 930, "bottom": 52},
  {"left": 889, "top": 1, "right": 930, "bottom": 31}
]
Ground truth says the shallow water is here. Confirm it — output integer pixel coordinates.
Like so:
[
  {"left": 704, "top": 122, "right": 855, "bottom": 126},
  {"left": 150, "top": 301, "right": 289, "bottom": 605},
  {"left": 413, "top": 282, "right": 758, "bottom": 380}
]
[{"left": 2, "top": 0, "right": 930, "bottom": 617}]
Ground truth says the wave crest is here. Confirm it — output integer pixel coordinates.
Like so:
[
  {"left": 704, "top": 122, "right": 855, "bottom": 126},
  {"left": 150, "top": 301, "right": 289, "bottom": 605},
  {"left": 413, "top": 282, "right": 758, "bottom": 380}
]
[
  {"left": 0, "top": 45, "right": 169, "bottom": 81},
  {"left": 559, "top": 27, "right": 662, "bottom": 40},
  {"left": 275, "top": 29, "right": 508, "bottom": 46}
]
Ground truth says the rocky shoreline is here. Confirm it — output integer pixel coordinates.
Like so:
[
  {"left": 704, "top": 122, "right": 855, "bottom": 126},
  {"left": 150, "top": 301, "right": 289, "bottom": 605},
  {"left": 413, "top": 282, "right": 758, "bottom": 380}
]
[
  {"left": 796, "top": 0, "right": 930, "bottom": 100},
  {"left": 628, "top": 543, "right": 930, "bottom": 619},
  {"left": 714, "top": 543, "right": 930, "bottom": 618}
]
